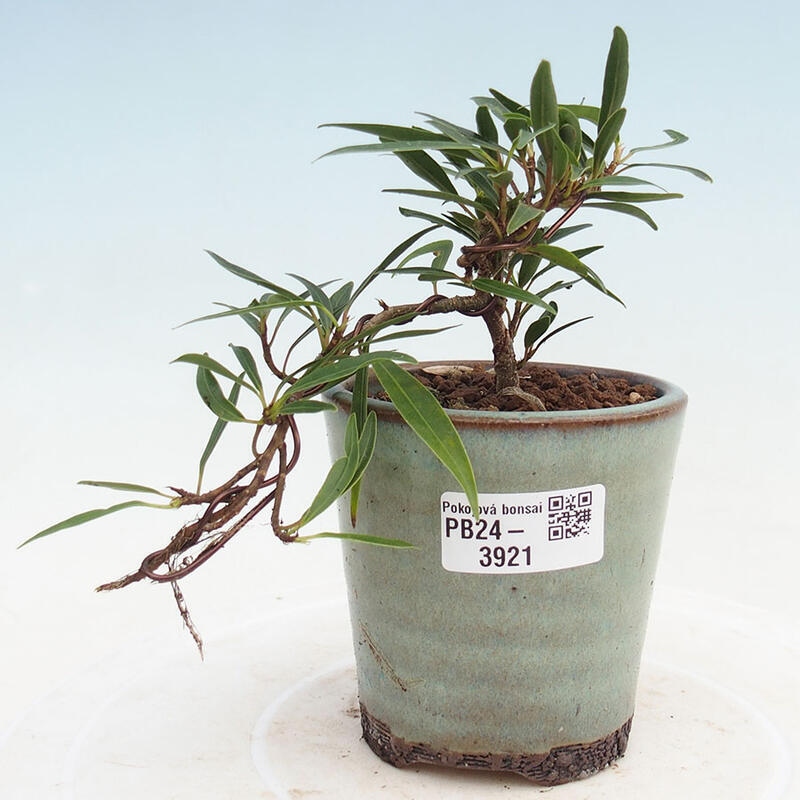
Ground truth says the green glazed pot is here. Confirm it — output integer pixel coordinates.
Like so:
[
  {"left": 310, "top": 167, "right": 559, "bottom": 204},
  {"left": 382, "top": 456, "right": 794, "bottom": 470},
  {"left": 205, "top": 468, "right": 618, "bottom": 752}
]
[{"left": 324, "top": 362, "right": 687, "bottom": 785}]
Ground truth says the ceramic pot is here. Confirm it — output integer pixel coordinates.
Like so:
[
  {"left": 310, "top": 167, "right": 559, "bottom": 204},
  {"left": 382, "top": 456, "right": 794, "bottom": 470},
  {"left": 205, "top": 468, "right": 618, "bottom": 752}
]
[{"left": 324, "top": 362, "right": 687, "bottom": 785}]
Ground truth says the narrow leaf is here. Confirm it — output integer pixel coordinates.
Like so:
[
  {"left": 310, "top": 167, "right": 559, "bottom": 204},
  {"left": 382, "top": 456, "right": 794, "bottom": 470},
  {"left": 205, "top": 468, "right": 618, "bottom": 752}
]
[
  {"left": 469, "top": 278, "right": 555, "bottom": 312},
  {"left": 20, "top": 501, "right": 172, "bottom": 547},
  {"left": 351, "top": 225, "right": 438, "bottom": 303},
  {"left": 77, "top": 480, "right": 172, "bottom": 497},
  {"left": 397, "top": 239, "right": 454, "bottom": 271},
  {"left": 229, "top": 344, "right": 263, "bottom": 394},
  {"left": 628, "top": 129, "right": 688, "bottom": 154},
  {"left": 560, "top": 104, "right": 600, "bottom": 124},
  {"left": 395, "top": 149, "right": 458, "bottom": 195},
  {"left": 179, "top": 297, "right": 310, "bottom": 327},
  {"left": 196, "top": 367, "right": 247, "bottom": 422},
  {"left": 383, "top": 187, "right": 483, "bottom": 210},
  {"left": 524, "top": 314, "right": 553, "bottom": 349},
  {"left": 599, "top": 27, "right": 629, "bottom": 129},
  {"left": 319, "top": 139, "right": 489, "bottom": 158},
  {"left": 592, "top": 107, "right": 627, "bottom": 176},
  {"left": 583, "top": 201, "right": 659, "bottom": 229},
  {"left": 299, "top": 457, "right": 356, "bottom": 526},
  {"left": 622, "top": 162, "right": 713, "bottom": 182},
  {"left": 528, "top": 244, "right": 618, "bottom": 300},
  {"left": 319, "top": 121, "right": 450, "bottom": 142},
  {"left": 294, "top": 532, "right": 415, "bottom": 548},
  {"left": 205, "top": 250, "right": 301, "bottom": 300},
  {"left": 530, "top": 60, "right": 559, "bottom": 161},
  {"left": 398, "top": 207, "right": 477, "bottom": 239},
  {"left": 174, "top": 353, "right": 254, "bottom": 392},
  {"left": 197, "top": 380, "right": 242, "bottom": 491},
  {"left": 589, "top": 190, "right": 683, "bottom": 203},
  {"left": 287, "top": 351, "right": 415, "bottom": 396},
  {"left": 582, "top": 174, "right": 666, "bottom": 190},
  {"left": 371, "top": 360, "right": 478, "bottom": 515},
  {"left": 279, "top": 399, "right": 338, "bottom": 415},
  {"left": 506, "top": 204, "right": 545, "bottom": 235},
  {"left": 475, "top": 105, "right": 499, "bottom": 144}
]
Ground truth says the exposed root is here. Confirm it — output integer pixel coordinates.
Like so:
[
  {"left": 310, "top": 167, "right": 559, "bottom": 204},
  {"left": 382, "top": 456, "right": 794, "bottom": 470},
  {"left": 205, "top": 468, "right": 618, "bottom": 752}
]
[
  {"left": 172, "top": 581, "right": 204, "bottom": 658},
  {"left": 500, "top": 385, "right": 547, "bottom": 411}
]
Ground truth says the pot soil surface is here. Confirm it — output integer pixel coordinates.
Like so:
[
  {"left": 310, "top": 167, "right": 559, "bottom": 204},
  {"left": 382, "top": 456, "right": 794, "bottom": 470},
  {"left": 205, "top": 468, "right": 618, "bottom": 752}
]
[{"left": 377, "top": 364, "right": 659, "bottom": 412}]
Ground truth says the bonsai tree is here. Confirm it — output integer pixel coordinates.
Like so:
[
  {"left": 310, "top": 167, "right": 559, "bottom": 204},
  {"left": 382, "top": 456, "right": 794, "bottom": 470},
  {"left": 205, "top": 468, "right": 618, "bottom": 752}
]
[{"left": 22, "top": 27, "right": 709, "bottom": 651}]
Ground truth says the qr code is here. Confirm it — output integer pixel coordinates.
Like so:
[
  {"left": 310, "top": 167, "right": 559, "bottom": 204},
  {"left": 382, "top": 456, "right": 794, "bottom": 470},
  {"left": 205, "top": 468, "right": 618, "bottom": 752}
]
[{"left": 548, "top": 491, "right": 593, "bottom": 541}]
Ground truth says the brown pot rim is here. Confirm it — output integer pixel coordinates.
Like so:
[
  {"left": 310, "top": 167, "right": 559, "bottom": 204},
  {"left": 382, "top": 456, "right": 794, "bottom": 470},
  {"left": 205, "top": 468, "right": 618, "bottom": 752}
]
[{"left": 325, "top": 360, "right": 687, "bottom": 430}]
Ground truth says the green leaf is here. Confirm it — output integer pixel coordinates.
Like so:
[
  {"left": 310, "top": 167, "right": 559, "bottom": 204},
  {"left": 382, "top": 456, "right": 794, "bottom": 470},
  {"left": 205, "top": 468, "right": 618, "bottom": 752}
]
[
  {"left": 524, "top": 310, "right": 554, "bottom": 349},
  {"left": 179, "top": 297, "right": 310, "bottom": 327},
  {"left": 287, "top": 351, "right": 415, "bottom": 397},
  {"left": 560, "top": 104, "right": 600, "bottom": 124},
  {"left": 518, "top": 254, "right": 542, "bottom": 286},
  {"left": 329, "top": 281, "right": 354, "bottom": 317},
  {"left": 475, "top": 105, "right": 498, "bottom": 144},
  {"left": 319, "top": 121, "right": 450, "bottom": 142},
  {"left": 351, "top": 411, "right": 378, "bottom": 491},
  {"left": 368, "top": 325, "right": 460, "bottom": 344},
  {"left": 174, "top": 353, "right": 255, "bottom": 393},
  {"left": 421, "top": 114, "right": 504, "bottom": 155},
  {"left": 196, "top": 367, "right": 247, "bottom": 422},
  {"left": 628, "top": 129, "right": 688, "bottom": 154},
  {"left": 398, "top": 207, "right": 477, "bottom": 240},
  {"left": 300, "top": 455, "right": 357, "bottom": 526},
  {"left": 589, "top": 190, "right": 684, "bottom": 203},
  {"left": 197, "top": 379, "right": 242, "bottom": 491},
  {"left": 299, "top": 412, "right": 376, "bottom": 526},
  {"left": 294, "top": 532, "right": 415, "bottom": 548},
  {"left": 288, "top": 274, "right": 333, "bottom": 314},
  {"left": 488, "top": 88, "right": 527, "bottom": 115},
  {"left": 382, "top": 187, "right": 483, "bottom": 210},
  {"left": 530, "top": 60, "right": 559, "bottom": 161},
  {"left": 599, "top": 27, "right": 629, "bottom": 129},
  {"left": 351, "top": 225, "right": 438, "bottom": 304},
  {"left": 77, "top": 480, "right": 172, "bottom": 497},
  {"left": 205, "top": 250, "right": 301, "bottom": 300},
  {"left": 506, "top": 203, "right": 545, "bottom": 235},
  {"left": 528, "top": 244, "right": 618, "bottom": 300},
  {"left": 229, "top": 344, "right": 263, "bottom": 395},
  {"left": 469, "top": 278, "right": 555, "bottom": 312},
  {"left": 348, "top": 366, "right": 370, "bottom": 525},
  {"left": 592, "top": 107, "right": 627, "bottom": 176},
  {"left": 394, "top": 149, "right": 459, "bottom": 195},
  {"left": 544, "top": 222, "right": 593, "bottom": 243},
  {"left": 278, "top": 399, "right": 338, "bottom": 414},
  {"left": 19, "top": 500, "right": 172, "bottom": 547},
  {"left": 320, "top": 139, "right": 488, "bottom": 158},
  {"left": 582, "top": 174, "right": 666, "bottom": 190},
  {"left": 583, "top": 201, "right": 659, "bottom": 230},
  {"left": 397, "top": 239, "right": 454, "bottom": 271},
  {"left": 622, "top": 162, "right": 713, "bottom": 182},
  {"left": 287, "top": 273, "right": 338, "bottom": 332},
  {"left": 558, "top": 106, "right": 583, "bottom": 159},
  {"left": 371, "top": 360, "right": 478, "bottom": 515}
]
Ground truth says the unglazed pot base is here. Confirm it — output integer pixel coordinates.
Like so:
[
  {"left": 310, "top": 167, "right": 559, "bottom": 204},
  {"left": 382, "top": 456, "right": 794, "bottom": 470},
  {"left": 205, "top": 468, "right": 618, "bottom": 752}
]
[{"left": 360, "top": 704, "right": 633, "bottom": 785}]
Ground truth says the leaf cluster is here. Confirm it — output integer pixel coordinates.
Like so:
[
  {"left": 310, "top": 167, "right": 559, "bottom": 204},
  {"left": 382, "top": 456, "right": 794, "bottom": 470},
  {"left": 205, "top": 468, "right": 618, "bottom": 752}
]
[{"left": 321, "top": 26, "right": 710, "bottom": 361}]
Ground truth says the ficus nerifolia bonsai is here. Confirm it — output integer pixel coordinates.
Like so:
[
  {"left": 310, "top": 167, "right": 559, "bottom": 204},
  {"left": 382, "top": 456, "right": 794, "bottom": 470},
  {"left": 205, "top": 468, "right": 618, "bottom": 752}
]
[{"left": 23, "top": 27, "right": 709, "bottom": 651}]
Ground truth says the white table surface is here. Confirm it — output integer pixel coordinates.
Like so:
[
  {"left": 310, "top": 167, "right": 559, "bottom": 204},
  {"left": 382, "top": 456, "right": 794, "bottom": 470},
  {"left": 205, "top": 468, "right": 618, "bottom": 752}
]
[{"left": 2, "top": 396, "right": 798, "bottom": 799}]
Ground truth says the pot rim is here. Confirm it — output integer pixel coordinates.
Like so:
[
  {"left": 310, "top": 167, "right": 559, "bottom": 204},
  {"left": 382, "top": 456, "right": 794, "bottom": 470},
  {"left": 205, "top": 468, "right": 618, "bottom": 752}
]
[{"left": 325, "top": 361, "right": 687, "bottom": 430}]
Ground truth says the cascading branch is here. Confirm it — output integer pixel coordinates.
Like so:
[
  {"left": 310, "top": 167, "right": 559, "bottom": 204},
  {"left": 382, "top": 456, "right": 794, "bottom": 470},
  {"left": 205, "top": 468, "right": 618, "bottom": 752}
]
[{"left": 21, "top": 27, "right": 709, "bottom": 652}]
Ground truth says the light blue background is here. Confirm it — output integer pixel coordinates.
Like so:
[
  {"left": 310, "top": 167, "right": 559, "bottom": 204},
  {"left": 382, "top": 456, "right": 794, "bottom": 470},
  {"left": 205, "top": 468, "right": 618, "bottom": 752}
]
[{"left": 2, "top": 3, "right": 798, "bottom": 767}]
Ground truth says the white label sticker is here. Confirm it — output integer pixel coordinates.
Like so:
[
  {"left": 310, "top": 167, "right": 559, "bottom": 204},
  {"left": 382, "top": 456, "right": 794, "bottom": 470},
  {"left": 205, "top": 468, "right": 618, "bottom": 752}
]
[{"left": 441, "top": 484, "right": 605, "bottom": 574}]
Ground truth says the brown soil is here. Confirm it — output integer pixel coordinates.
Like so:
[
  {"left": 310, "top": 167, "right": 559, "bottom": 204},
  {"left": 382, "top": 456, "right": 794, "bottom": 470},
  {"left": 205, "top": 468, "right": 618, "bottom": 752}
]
[{"left": 385, "top": 364, "right": 659, "bottom": 412}]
